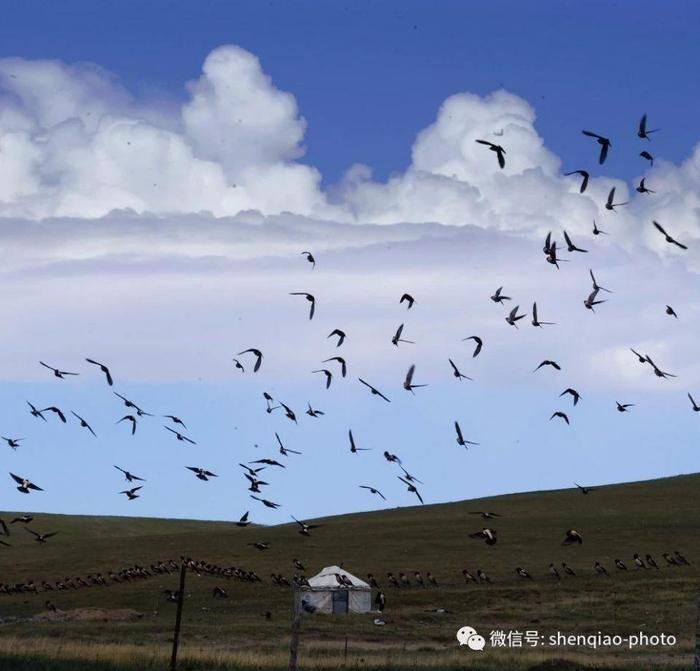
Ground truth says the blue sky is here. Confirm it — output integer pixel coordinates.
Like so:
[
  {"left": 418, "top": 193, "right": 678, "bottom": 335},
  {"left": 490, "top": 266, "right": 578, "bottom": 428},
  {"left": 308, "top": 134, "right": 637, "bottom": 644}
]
[
  {"left": 0, "top": 2, "right": 699, "bottom": 523},
  {"left": 2, "top": 1, "right": 700, "bottom": 184}
]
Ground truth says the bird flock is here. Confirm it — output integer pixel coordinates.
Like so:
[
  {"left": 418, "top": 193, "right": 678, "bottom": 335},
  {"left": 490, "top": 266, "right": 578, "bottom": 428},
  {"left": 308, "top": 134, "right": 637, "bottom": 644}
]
[{"left": 0, "top": 113, "right": 694, "bottom": 593}]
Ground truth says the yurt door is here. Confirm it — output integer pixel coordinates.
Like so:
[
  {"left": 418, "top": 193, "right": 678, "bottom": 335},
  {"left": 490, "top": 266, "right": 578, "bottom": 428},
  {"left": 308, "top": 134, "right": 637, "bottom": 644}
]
[{"left": 332, "top": 590, "right": 349, "bottom": 614}]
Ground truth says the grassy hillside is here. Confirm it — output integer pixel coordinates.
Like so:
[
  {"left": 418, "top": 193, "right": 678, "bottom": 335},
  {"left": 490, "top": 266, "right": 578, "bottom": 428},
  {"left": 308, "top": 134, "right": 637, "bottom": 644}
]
[{"left": 1, "top": 473, "right": 699, "bottom": 670}]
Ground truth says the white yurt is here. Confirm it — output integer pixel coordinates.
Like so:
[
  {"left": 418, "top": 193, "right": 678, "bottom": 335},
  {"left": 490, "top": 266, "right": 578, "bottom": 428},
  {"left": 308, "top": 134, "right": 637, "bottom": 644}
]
[{"left": 294, "top": 566, "right": 372, "bottom": 615}]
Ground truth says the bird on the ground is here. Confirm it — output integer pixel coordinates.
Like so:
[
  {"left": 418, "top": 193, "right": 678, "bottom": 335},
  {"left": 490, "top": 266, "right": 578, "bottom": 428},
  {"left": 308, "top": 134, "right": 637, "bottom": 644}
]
[
  {"left": 505, "top": 305, "right": 526, "bottom": 328},
  {"left": 516, "top": 567, "right": 533, "bottom": 580},
  {"left": 564, "top": 170, "right": 589, "bottom": 193},
  {"left": 114, "top": 466, "right": 145, "bottom": 482},
  {"left": 85, "top": 358, "right": 113, "bottom": 386},
  {"left": 637, "top": 114, "right": 659, "bottom": 140},
  {"left": 636, "top": 178, "right": 655, "bottom": 194},
  {"left": 117, "top": 415, "right": 137, "bottom": 435},
  {"left": 562, "top": 529, "right": 583, "bottom": 545},
  {"left": 594, "top": 561, "right": 609, "bottom": 576},
  {"left": 477, "top": 569, "right": 490, "bottom": 583},
  {"left": 462, "top": 335, "right": 483, "bottom": 357},
  {"left": 455, "top": 421, "right": 479, "bottom": 448},
  {"left": 563, "top": 231, "right": 588, "bottom": 253},
  {"left": 574, "top": 483, "right": 596, "bottom": 495},
  {"left": 120, "top": 486, "right": 142, "bottom": 500},
  {"left": 27, "top": 402, "right": 47, "bottom": 421},
  {"left": 475, "top": 139, "right": 506, "bottom": 168},
  {"left": 633, "top": 554, "right": 646, "bottom": 569},
  {"left": 39, "top": 362, "right": 79, "bottom": 379},
  {"left": 605, "top": 187, "right": 627, "bottom": 211},
  {"left": 653, "top": 221, "right": 687, "bottom": 250},
  {"left": 448, "top": 359, "right": 472, "bottom": 381},
  {"left": 645, "top": 554, "right": 659, "bottom": 569},
  {"left": 615, "top": 559, "right": 628, "bottom": 571},
  {"left": 663, "top": 553, "right": 679, "bottom": 566},
  {"left": 469, "top": 511, "right": 501, "bottom": 520},
  {"left": 469, "top": 528, "right": 497, "bottom": 545},
  {"left": 398, "top": 476, "right": 424, "bottom": 504},
  {"left": 549, "top": 563, "right": 561, "bottom": 579},
  {"left": 249, "top": 541, "right": 269, "bottom": 551},
  {"left": 237, "top": 349, "right": 263, "bottom": 372},
  {"left": 294, "top": 559, "right": 305, "bottom": 571},
  {"left": 71, "top": 412, "right": 96, "bottom": 437},
  {"left": 582, "top": 130, "right": 611, "bottom": 164},
  {"left": 490, "top": 286, "right": 511, "bottom": 304},
  {"left": 560, "top": 388, "right": 581, "bottom": 406},
  {"left": 327, "top": 329, "right": 346, "bottom": 347},
  {"left": 301, "top": 251, "right": 315, "bottom": 269},
  {"left": 289, "top": 292, "right": 316, "bottom": 320},
  {"left": 550, "top": 411, "right": 569, "bottom": 425},
  {"left": 359, "top": 378, "right": 391, "bottom": 403},
  {"left": 674, "top": 551, "right": 690, "bottom": 566},
  {"left": 359, "top": 485, "right": 386, "bottom": 500},
  {"left": 562, "top": 562, "right": 576, "bottom": 577},
  {"left": 186, "top": 467, "right": 217, "bottom": 481}
]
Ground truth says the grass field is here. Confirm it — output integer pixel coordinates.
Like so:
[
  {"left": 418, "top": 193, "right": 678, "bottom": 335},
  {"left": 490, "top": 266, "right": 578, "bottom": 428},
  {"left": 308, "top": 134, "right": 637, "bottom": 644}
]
[{"left": 1, "top": 473, "right": 699, "bottom": 670}]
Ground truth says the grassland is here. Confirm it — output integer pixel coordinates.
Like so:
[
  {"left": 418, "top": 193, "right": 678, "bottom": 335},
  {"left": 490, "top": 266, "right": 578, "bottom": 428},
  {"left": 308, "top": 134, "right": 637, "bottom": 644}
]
[{"left": 1, "top": 473, "right": 699, "bottom": 670}]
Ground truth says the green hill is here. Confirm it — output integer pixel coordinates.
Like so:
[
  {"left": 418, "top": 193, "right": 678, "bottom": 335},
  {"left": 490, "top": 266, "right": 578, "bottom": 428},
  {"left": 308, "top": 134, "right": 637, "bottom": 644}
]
[{"left": 1, "top": 473, "right": 699, "bottom": 670}]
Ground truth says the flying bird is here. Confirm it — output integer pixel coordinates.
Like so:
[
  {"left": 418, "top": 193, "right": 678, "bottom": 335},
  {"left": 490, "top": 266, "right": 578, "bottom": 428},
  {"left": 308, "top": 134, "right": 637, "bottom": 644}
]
[
  {"left": 237, "top": 349, "right": 263, "bottom": 372},
  {"left": 289, "top": 292, "right": 316, "bottom": 320},
  {"left": 120, "top": 486, "right": 142, "bottom": 500},
  {"left": 653, "top": 221, "right": 687, "bottom": 250},
  {"left": 85, "top": 358, "right": 113, "bottom": 386},
  {"left": 186, "top": 467, "right": 218, "bottom": 481},
  {"left": 391, "top": 323, "right": 414, "bottom": 346},
  {"left": 560, "top": 388, "right": 581, "bottom": 406},
  {"left": 475, "top": 139, "right": 506, "bottom": 168},
  {"left": 359, "top": 485, "right": 386, "bottom": 500},
  {"left": 666, "top": 305, "right": 678, "bottom": 319},
  {"left": 327, "top": 329, "right": 346, "bottom": 347},
  {"left": 605, "top": 187, "right": 627, "bottom": 211},
  {"left": 250, "top": 495, "right": 281, "bottom": 509},
  {"left": 640, "top": 150, "right": 654, "bottom": 165},
  {"left": 10, "top": 473, "right": 43, "bottom": 494},
  {"left": 688, "top": 393, "right": 700, "bottom": 412},
  {"left": 398, "top": 476, "right": 424, "bottom": 504},
  {"left": 42, "top": 406, "right": 67, "bottom": 423},
  {"left": 39, "top": 361, "right": 79, "bottom": 379},
  {"left": 505, "top": 305, "right": 526, "bottom": 328},
  {"left": 563, "top": 231, "right": 588, "bottom": 253},
  {"left": 2, "top": 437, "right": 24, "bottom": 450},
  {"left": 236, "top": 511, "right": 251, "bottom": 527},
  {"left": 533, "top": 360, "right": 561, "bottom": 372},
  {"left": 462, "top": 336, "right": 483, "bottom": 357},
  {"left": 71, "top": 411, "right": 97, "bottom": 437},
  {"left": 592, "top": 220, "right": 608, "bottom": 236},
  {"left": 564, "top": 169, "right": 589, "bottom": 193},
  {"left": 636, "top": 178, "right": 655, "bottom": 194},
  {"left": 403, "top": 364, "right": 427, "bottom": 393},
  {"left": 454, "top": 421, "right": 479, "bottom": 448},
  {"left": 276, "top": 433, "right": 302, "bottom": 456},
  {"left": 305, "top": 402, "right": 325, "bottom": 418},
  {"left": 358, "top": 378, "right": 391, "bottom": 403},
  {"left": 637, "top": 114, "right": 659, "bottom": 140},
  {"left": 26, "top": 402, "right": 47, "bottom": 421},
  {"left": 550, "top": 411, "right": 569, "bottom": 425},
  {"left": 469, "top": 528, "right": 497, "bottom": 545},
  {"left": 490, "top": 286, "right": 511, "bottom": 304},
  {"left": 25, "top": 528, "right": 58, "bottom": 544},
  {"left": 582, "top": 130, "right": 611, "bottom": 164},
  {"left": 448, "top": 359, "right": 472, "bottom": 381},
  {"left": 312, "top": 369, "right": 333, "bottom": 389},
  {"left": 292, "top": 517, "right": 321, "bottom": 536},
  {"left": 323, "top": 356, "right": 347, "bottom": 377},
  {"left": 616, "top": 402, "right": 634, "bottom": 413},
  {"left": 583, "top": 288, "right": 606, "bottom": 312},
  {"left": 589, "top": 269, "right": 612, "bottom": 294},
  {"left": 114, "top": 466, "right": 145, "bottom": 482},
  {"left": 349, "top": 429, "right": 371, "bottom": 453},
  {"left": 574, "top": 483, "right": 596, "bottom": 495},
  {"left": 117, "top": 415, "right": 137, "bottom": 435},
  {"left": 301, "top": 251, "right": 315, "bottom": 269},
  {"left": 400, "top": 293, "right": 415, "bottom": 309},
  {"left": 163, "top": 415, "right": 187, "bottom": 430},
  {"left": 165, "top": 426, "right": 196, "bottom": 444},
  {"left": 531, "top": 302, "right": 554, "bottom": 327},
  {"left": 562, "top": 529, "right": 583, "bottom": 545}
]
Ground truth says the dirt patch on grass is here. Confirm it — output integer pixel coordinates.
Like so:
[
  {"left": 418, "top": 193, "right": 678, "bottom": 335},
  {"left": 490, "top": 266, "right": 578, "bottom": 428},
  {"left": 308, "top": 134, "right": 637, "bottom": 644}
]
[{"left": 34, "top": 608, "right": 143, "bottom": 623}]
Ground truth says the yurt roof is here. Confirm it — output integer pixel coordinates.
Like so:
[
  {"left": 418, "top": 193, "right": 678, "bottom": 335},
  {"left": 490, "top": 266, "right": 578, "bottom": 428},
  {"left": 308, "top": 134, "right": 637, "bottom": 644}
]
[{"left": 307, "top": 565, "right": 370, "bottom": 589}]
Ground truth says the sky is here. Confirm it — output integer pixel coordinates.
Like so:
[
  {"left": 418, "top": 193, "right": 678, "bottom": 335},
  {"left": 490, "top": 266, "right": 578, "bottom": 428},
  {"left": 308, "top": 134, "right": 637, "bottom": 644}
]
[{"left": 0, "top": 1, "right": 699, "bottom": 524}]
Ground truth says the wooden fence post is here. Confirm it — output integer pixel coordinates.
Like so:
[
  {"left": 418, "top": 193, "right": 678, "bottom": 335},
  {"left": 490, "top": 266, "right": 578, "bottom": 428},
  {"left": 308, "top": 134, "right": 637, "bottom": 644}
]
[
  {"left": 288, "top": 596, "right": 302, "bottom": 671},
  {"left": 694, "top": 590, "right": 700, "bottom": 671},
  {"left": 170, "top": 562, "right": 187, "bottom": 671}
]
